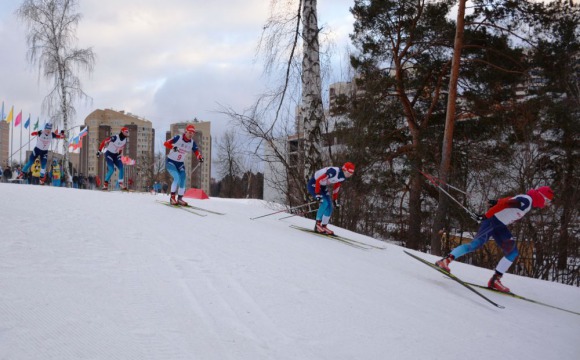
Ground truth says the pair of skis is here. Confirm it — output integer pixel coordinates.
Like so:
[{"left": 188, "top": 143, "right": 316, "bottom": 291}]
[
  {"left": 405, "top": 250, "right": 580, "bottom": 315},
  {"left": 289, "top": 225, "right": 386, "bottom": 250},
  {"left": 156, "top": 200, "right": 225, "bottom": 217}
]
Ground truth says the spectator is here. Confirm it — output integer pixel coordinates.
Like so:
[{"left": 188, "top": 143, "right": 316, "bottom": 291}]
[
  {"left": 78, "top": 173, "right": 86, "bottom": 189},
  {"left": 50, "top": 160, "right": 62, "bottom": 187},
  {"left": 3, "top": 166, "right": 12, "bottom": 182},
  {"left": 88, "top": 175, "right": 95, "bottom": 190},
  {"left": 72, "top": 174, "right": 79, "bottom": 188},
  {"left": 30, "top": 159, "right": 42, "bottom": 185}
]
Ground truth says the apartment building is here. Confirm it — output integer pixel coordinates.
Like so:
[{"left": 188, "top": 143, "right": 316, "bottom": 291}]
[{"left": 166, "top": 120, "right": 211, "bottom": 195}]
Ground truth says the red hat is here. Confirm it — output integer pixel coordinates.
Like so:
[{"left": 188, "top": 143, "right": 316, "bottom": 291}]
[
  {"left": 185, "top": 124, "right": 196, "bottom": 133},
  {"left": 121, "top": 127, "right": 129, "bottom": 134},
  {"left": 342, "top": 162, "right": 355, "bottom": 174},
  {"left": 527, "top": 186, "right": 554, "bottom": 208}
]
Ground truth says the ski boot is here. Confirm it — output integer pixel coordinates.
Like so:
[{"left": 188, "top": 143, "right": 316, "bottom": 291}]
[
  {"left": 435, "top": 255, "right": 454, "bottom": 273},
  {"left": 177, "top": 196, "right": 188, "bottom": 206},
  {"left": 488, "top": 273, "right": 510, "bottom": 293},
  {"left": 321, "top": 224, "right": 334, "bottom": 236},
  {"left": 314, "top": 220, "right": 326, "bottom": 234}
]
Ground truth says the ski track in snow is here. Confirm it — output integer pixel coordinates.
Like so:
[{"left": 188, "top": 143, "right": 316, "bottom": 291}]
[{"left": 0, "top": 184, "right": 579, "bottom": 360}]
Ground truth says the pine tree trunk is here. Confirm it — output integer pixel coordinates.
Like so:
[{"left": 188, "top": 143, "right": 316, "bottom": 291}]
[{"left": 431, "top": 0, "right": 466, "bottom": 255}]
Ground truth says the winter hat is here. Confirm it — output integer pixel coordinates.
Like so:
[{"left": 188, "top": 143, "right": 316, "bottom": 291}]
[
  {"left": 342, "top": 162, "right": 355, "bottom": 174},
  {"left": 185, "top": 124, "right": 196, "bottom": 133},
  {"left": 44, "top": 123, "right": 53, "bottom": 130},
  {"left": 527, "top": 186, "right": 554, "bottom": 208}
]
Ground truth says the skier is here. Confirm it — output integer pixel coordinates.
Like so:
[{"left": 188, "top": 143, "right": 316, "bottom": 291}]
[
  {"left": 97, "top": 127, "right": 129, "bottom": 191},
  {"left": 19, "top": 123, "right": 65, "bottom": 184},
  {"left": 307, "top": 162, "right": 355, "bottom": 235},
  {"left": 163, "top": 124, "right": 204, "bottom": 206},
  {"left": 435, "top": 186, "right": 554, "bottom": 292}
]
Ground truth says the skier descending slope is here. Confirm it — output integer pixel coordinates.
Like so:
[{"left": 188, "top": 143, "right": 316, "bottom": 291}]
[
  {"left": 98, "top": 127, "right": 129, "bottom": 191},
  {"left": 20, "top": 123, "right": 65, "bottom": 184},
  {"left": 436, "top": 186, "right": 554, "bottom": 293},
  {"left": 163, "top": 124, "right": 204, "bottom": 206},
  {"left": 307, "top": 162, "right": 355, "bottom": 235}
]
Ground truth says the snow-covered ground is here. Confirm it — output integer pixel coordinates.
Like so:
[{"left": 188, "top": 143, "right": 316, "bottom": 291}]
[{"left": 0, "top": 183, "right": 578, "bottom": 360}]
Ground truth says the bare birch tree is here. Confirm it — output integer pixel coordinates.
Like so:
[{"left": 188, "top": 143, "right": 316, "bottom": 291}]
[
  {"left": 16, "top": 0, "right": 95, "bottom": 185},
  {"left": 222, "top": 0, "right": 327, "bottom": 205}
]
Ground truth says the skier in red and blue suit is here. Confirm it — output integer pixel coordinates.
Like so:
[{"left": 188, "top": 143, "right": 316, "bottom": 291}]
[
  {"left": 20, "top": 123, "right": 65, "bottom": 184},
  {"left": 307, "top": 162, "right": 355, "bottom": 235},
  {"left": 163, "top": 124, "right": 204, "bottom": 206},
  {"left": 436, "top": 186, "right": 554, "bottom": 292},
  {"left": 97, "top": 127, "right": 129, "bottom": 190}
]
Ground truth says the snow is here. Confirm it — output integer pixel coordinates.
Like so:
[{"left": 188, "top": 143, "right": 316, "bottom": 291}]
[{"left": 0, "top": 183, "right": 578, "bottom": 360}]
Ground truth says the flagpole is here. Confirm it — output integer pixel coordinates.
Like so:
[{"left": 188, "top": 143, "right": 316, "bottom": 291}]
[
  {"left": 10, "top": 114, "right": 13, "bottom": 166},
  {"left": 28, "top": 117, "right": 33, "bottom": 152},
  {"left": 19, "top": 113, "right": 23, "bottom": 164}
]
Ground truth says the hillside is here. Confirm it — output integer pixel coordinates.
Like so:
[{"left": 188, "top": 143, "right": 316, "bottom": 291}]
[{"left": 0, "top": 184, "right": 578, "bottom": 360}]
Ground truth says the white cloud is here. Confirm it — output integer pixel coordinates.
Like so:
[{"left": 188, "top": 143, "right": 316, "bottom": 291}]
[{"left": 0, "top": 0, "right": 355, "bottom": 172}]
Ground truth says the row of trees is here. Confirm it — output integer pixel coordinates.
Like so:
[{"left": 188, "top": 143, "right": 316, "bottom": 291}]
[
  {"left": 334, "top": 0, "right": 579, "bottom": 284},
  {"left": 228, "top": 0, "right": 578, "bottom": 284}
]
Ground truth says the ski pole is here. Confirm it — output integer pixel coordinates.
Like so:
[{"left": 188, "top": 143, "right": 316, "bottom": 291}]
[
  {"left": 191, "top": 162, "right": 201, "bottom": 175},
  {"left": 250, "top": 201, "right": 317, "bottom": 220},
  {"left": 278, "top": 207, "right": 318, "bottom": 220},
  {"left": 419, "top": 169, "right": 480, "bottom": 222}
]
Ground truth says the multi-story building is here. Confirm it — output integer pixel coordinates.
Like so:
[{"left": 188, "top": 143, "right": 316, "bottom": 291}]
[
  {"left": 82, "top": 109, "right": 155, "bottom": 191},
  {"left": 0, "top": 120, "right": 9, "bottom": 167},
  {"left": 166, "top": 120, "right": 211, "bottom": 195}
]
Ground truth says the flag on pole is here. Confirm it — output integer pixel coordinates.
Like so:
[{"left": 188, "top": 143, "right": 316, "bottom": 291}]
[
  {"left": 33, "top": 118, "right": 39, "bottom": 130},
  {"left": 68, "top": 135, "right": 80, "bottom": 149},
  {"left": 14, "top": 110, "right": 22, "bottom": 127},
  {"left": 24, "top": 114, "right": 30, "bottom": 129},
  {"left": 79, "top": 127, "right": 88, "bottom": 139},
  {"left": 6, "top": 106, "right": 13, "bottom": 124}
]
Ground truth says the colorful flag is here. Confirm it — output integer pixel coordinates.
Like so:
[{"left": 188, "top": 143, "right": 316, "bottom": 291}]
[
  {"left": 6, "top": 106, "right": 13, "bottom": 124},
  {"left": 68, "top": 135, "right": 80, "bottom": 148},
  {"left": 33, "top": 118, "right": 39, "bottom": 130},
  {"left": 79, "top": 127, "right": 88, "bottom": 138},
  {"left": 14, "top": 110, "right": 22, "bottom": 127},
  {"left": 24, "top": 114, "right": 30, "bottom": 129}
]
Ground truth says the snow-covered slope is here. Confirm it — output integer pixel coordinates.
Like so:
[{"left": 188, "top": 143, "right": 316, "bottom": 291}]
[{"left": 0, "top": 184, "right": 578, "bottom": 360}]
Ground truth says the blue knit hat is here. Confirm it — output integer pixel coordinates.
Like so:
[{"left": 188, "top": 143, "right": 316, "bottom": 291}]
[{"left": 44, "top": 123, "right": 53, "bottom": 130}]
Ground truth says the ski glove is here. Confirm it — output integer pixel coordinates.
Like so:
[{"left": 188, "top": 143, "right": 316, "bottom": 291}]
[
  {"left": 488, "top": 199, "right": 498, "bottom": 207},
  {"left": 172, "top": 146, "right": 179, "bottom": 152},
  {"left": 96, "top": 151, "right": 101, "bottom": 158},
  {"left": 315, "top": 194, "right": 323, "bottom": 202},
  {"left": 475, "top": 214, "right": 487, "bottom": 223},
  {"left": 197, "top": 155, "right": 204, "bottom": 163},
  {"left": 333, "top": 199, "right": 340, "bottom": 208}
]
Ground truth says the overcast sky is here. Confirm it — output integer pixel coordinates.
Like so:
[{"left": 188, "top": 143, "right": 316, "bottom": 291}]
[{"left": 0, "top": 0, "right": 355, "bottom": 158}]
